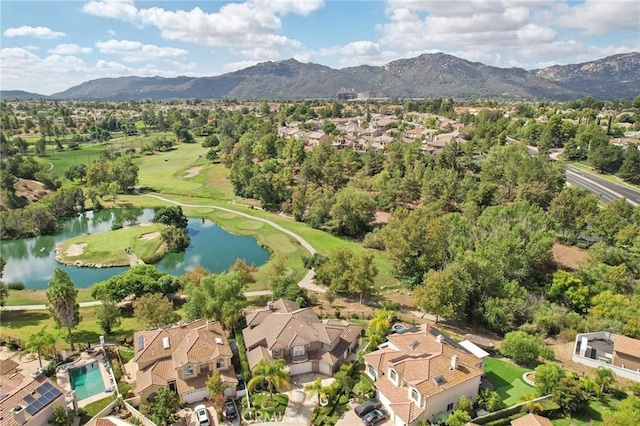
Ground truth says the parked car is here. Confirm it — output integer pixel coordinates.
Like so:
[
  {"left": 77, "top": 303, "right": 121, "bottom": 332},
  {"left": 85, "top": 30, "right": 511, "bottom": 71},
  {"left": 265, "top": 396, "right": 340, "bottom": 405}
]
[
  {"left": 194, "top": 404, "right": 210, "bottom": 426},
  {"left": 362, "top": 409, "right": 388, "bottom": 426},
  {"left": 225, "top": 399, "right": 238, "bottom": 420},
  {"left": 355, "top": 399, "right": 382, "bottom": 417}
]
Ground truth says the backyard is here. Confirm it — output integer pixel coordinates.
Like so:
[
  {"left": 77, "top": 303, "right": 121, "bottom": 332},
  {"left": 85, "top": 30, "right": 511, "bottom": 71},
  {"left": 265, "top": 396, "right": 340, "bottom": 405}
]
[{"left": 484, "top": 357, "right": 535, "bottom": 407}]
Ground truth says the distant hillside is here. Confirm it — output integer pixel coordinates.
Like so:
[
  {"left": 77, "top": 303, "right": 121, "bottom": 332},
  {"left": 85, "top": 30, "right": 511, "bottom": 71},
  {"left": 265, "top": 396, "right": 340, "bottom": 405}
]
[
  {"left": 534, "top": 52, "right": 640, "bottom": 99},
  {"left": 1, "top": 90, "right": 49, "bottom": 100},
  {"left": 51, "top": 52, "right": 640, "bottom": 101}
]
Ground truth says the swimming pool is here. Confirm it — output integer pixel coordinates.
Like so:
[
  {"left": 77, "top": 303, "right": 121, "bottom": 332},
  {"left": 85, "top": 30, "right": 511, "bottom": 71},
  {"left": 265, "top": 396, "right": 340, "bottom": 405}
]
[{"left": 68, "top": 362, "right": 106, "bottom": 400}]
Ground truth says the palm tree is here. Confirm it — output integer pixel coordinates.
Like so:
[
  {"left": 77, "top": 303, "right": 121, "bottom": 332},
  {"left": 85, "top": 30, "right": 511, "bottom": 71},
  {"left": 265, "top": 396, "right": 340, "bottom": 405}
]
[
  {"left": 26, "top": 326, "right": 56, "bottom": 368},
  {"left": 247, "top": 359, "right": 291, "bottom": 399},
  {"left": 304, "top": 378, "right": 332, "bottom": 405},
  {"left": 519, "top": 392, "right": 543, "bottom": 414},
  {"left": 595, "top": 367, "right": 614, "bottom": 398}
]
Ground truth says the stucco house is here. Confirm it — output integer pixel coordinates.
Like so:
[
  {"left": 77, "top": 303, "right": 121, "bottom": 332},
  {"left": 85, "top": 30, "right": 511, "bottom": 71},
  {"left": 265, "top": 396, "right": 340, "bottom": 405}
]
[
  {"left": 573, "top": 331, "right": 640, "bottom": 382},
  {"left": 133, "top": 319, "right": 238, "bottom": 404},
  {"left": 364, "top": 324, "right": 484, "bottom": 426},
  {"left": 242, "top": 299, "right": 363, "bottom": 376},
  {"left": 1, "top": 373, "right": 67, "bottom": 426}
]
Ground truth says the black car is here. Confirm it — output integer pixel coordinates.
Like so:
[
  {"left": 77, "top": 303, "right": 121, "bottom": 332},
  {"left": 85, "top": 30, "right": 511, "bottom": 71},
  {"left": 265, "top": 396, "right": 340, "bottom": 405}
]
[
  {"left": 362, "top": 409, "right": 388, "bottom": 426},
  {"left": 224, "top": 399, "right": 237, "bottom": 420},
  {"left": 355, "top": 399, "right": 382, "bottom": 417}
]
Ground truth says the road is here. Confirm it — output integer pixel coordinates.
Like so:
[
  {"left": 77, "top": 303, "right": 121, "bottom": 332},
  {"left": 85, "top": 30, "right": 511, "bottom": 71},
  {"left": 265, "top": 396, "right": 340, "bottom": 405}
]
[
  {"left": 525, "top": 144, "right": 640, "bottom": 206},
  {"left": 565, "top": 165, "right": 640, "bottom": 206}
]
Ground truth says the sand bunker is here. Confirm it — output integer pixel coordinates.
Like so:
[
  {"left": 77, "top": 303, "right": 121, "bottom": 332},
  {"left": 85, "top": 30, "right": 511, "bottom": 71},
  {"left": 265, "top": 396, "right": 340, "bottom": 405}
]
[
  {"left": 184, "top": 166, "right": 203, "bottom": 178},
  {"left": 66, "top": 243, "right": 87, "bottom": 257},
  {"left": 140, "top": 232, "right": 161, "bottom": 240}
]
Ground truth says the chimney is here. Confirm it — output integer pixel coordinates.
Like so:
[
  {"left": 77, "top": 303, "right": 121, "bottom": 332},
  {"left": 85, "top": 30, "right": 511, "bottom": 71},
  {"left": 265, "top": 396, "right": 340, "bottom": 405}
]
[
  {"left": 267, "top": 301, "right": 274, "bottom": 310},
  {"left": 450, "top": 355, "right": 459, "bottom": 370},
  {"left": 436, "top": 335, "right": 444, "bottom": 344},
  {"left": 12, "top": 406, "right": 26, "bottom": 425}
]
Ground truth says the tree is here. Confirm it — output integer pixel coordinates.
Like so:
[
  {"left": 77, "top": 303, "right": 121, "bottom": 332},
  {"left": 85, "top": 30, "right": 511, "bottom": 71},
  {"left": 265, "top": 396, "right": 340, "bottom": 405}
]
[
  {"left": 414, "top": 262, "right": 471, "bottom": 323},
  {"left": 145, "top": 387, "right": 180, "bottom": 426},
  {"left": 304, "top": 378, "right": 327, "bottom": 405},
  {"left": 315, "top": 247, "right": 377, "bottom": 303},
  {"left": 133, "top": 293, "right": 180, "bottom": 329},
  {"left": 445, "top": 409, "right": 471, "bottom": 426},
  {"left": 247, "top": 358, "right": 291, "bottom": 399},
  {"left": 552, "top": 376, "right": 589, "bottom": 416},
  {"left": 366, "top": 309, "right": 394, "bottom": 349},
  {"left": 535, "top": 363, "right": 565, "bottom": 396},
  {"left": 228, "top": 258, "right": 256, "bottom": 286},
  {"left": 519, "top": 393, "right": 543, "bottom": 414},
  {"left": 604, "top": 395, "right": 640, "bottom": 426},
  {"left": 26, "top": 326, "right": 56, "bottom": 368},
  {"left": 618, "top": 144, "right": 640, "bottom": 184},
  {"left": 184, "top": 271, "right": 247, "bottom": 331},
  {"left": 152, "top": 206, "right": 188, "bottom": 229},
  {"left": 206, "top": 371, "right": 228, "bottom": 413},
  {"left": 327, "top": 187, "right": 376, "bottom": 237},
  {"left": 595, "top": 367, "right": 614, "bottom": 398},
  {"left": 46, "top": 268, "right": 80, "bottom": 351},
  {"left": 95, "top": 295, "right": 121, "bottom": 335},
  {"left": 179, "top": 266, "right": 211, "bottom": 288},
  {"left": 500, "top": 331, "right": 542, "bottom": 366},
  {"left": 48, "top": 404, "right": 74, "bottom": 426},
  {"left": 549, "top": 187, "right": 599, "bottom": 244}
]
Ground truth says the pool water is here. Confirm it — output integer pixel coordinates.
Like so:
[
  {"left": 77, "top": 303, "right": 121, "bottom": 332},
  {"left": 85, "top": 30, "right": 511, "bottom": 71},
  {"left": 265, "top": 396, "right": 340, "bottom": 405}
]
[
  {"left": 69, "top": 362, "right": 106, "bottom": 400},
  {"left": 392, "top": 324, "right": 407, "bottom": 333}
]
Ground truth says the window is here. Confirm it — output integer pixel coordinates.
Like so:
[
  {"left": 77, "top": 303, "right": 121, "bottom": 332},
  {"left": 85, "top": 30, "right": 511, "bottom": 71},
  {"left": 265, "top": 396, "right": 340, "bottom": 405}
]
[
  {"left": 447, "top": 402, "right": 454, "bottom": 411},
  {"left": 293, "top": 346, "right": 305, "bottom": 357},
  {"left": 185, "top": 366, "right": 194, "bottom": 376},
  {"left": 389, "top": 369, "right": 397, "bottom": 381},
  {"left": 168, "top": 381, "right": 177, "bottom": 393},
  {"left": 322, "top": 343, "right": 331, "bottom": 351},
  {"left": 273, "top": 348, "right": 282, "bottom": 357},
  {"left": 216, "top": 360, "right": 225, "bottom": 369},
  {"left": 410, "top": 388, "right": 419, "bottom": 402},
  {"left": 367, "top": 365, "right": 376, "bottom": 379}
]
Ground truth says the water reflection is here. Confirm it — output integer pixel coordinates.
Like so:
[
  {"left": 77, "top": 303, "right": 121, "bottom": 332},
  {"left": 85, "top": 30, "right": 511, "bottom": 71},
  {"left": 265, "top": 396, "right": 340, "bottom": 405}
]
[{"left": 1, "top": 208, "right": 269, "bottom": 289}]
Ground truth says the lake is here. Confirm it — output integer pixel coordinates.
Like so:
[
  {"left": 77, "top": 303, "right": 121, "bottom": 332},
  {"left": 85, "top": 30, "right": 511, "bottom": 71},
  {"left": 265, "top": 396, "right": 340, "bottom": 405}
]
[{"left": 0, "top": 208, "right": 270, "bottom": 289}]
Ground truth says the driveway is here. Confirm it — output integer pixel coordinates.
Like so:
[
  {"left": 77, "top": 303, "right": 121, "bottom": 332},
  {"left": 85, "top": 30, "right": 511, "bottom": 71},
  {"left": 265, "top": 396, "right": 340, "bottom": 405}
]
[{"left": 335, "top": 404, "right": 392, "bottom": 426}]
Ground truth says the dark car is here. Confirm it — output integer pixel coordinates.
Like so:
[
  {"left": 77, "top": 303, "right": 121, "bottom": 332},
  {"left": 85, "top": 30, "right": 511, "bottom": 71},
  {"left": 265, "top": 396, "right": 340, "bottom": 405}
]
[
  {"left": 225, "top": 399, "right": 237, "bottom": 420},
  {"left": 355, "top": 399, "right": 382, "bottom": 417},
  {"left": 362, "top": 409, "right": 388, "bottom": 426}
]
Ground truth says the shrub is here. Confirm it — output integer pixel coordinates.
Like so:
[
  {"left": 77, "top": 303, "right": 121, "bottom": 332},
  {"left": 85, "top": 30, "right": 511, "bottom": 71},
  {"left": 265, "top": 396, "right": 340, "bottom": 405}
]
[{"left": 500, "top": 331, "right": 543, "bottom": 366}]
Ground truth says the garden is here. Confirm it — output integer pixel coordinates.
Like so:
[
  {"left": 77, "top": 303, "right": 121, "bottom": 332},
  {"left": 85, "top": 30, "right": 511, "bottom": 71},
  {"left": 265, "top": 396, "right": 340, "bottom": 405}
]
[{"left": 484, "top": 357, "right": 535, "bottom": 407}]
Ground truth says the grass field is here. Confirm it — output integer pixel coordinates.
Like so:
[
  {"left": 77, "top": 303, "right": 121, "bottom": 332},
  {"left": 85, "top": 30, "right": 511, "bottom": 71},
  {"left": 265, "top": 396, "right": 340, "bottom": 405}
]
[
  {"left": 5, "top": 288, "right": 95, "bottom": 306},
  {"left": 552, "top": 396, "right": 621, "bottom": 426},
  {"left": 484, "top": 357, "right": 535, "bottom": 406},
  {"left": 58, "top": 223, "right": 166, "bottom": 266}
]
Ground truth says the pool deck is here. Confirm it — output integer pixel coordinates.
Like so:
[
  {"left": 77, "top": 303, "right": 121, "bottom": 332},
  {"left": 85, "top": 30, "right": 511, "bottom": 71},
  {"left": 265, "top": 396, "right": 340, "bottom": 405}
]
[{"left": 56, "top": 350, "right": 115, "bottom": 408}]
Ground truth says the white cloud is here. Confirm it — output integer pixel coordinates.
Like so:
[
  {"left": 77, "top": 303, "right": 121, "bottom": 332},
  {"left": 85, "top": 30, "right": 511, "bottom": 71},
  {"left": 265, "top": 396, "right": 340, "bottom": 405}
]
[
  {"left": 552, "top": 0, "right": 640, "bottom": 35},
  {"left": 95, "top": 39, "right": 189, "bottom": 62},
  {"left": 82, "top": 0, "right": 138, "bottom": 21},
  {"left": 48, "top": 44, "right": 93, "bottom": 55},
  {"left": 0, "top": 47, "right": 195, "bottom": 95},
  {"left": 3, "top": 25, "right": 65, "bottom": 39},
  {"left": 224, "top": 60, "right": 261, "bottom": 71}
]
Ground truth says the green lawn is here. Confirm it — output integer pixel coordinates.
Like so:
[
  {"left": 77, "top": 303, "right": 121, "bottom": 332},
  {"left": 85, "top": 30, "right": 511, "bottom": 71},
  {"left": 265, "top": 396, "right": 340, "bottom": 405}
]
[
  {"left": 5, "top": 288, "right": 95, "bottom": 306},
  {"left": 80, "top": 395, "right": 116, "bottom": 424},
  {"left": 484, "top": 357, "right": 535, "bottom": 406},
  {"left": 58, "top": 223, "right": 166, "bottom": 266},
  {"left": 552, "top": 396, "right": 621, "bottom": 426}
]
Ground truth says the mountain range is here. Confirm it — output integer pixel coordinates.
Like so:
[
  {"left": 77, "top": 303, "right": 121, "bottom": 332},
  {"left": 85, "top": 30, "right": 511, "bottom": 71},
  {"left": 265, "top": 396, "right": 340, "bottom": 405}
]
[{"left": 3, "top": 52, "right": 639, "bottom": 101}]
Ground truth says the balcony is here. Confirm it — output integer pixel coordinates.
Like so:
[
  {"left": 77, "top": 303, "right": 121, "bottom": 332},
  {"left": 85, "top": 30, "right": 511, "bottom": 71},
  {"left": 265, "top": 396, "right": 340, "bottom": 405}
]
[{"left": 291, "top": 353, "right": 309, "bottom": 364}]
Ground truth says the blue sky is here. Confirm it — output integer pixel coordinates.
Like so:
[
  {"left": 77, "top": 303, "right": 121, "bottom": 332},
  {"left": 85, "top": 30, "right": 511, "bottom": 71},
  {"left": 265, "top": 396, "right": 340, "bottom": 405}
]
[{"left": 1, "top": 0, "right": 638, "bottom": 95}]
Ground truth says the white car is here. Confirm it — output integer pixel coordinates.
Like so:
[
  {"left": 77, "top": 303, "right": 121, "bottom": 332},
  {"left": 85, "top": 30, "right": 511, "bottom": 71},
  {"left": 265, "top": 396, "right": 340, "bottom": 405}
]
[{"left": 194, "top": 404, "right": 210, "bottom": 426}]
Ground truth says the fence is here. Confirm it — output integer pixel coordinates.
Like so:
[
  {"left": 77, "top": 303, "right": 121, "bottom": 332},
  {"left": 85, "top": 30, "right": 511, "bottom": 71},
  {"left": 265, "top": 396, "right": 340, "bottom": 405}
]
[{"left": 471, "top": 395, "right": 552, "bottom": 425}]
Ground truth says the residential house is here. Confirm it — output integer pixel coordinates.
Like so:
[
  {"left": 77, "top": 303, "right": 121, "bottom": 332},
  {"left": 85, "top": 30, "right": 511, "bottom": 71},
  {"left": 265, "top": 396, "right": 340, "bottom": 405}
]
[
  {"left": 573, "top": 332, "right": 640, "bottom": 382},
  {"left": 133, "top": 319, "right": 238, "bottom": 404},
  {"left": 0, "top": 373, "right": 68, "bottom": 426},
  {"left": 242, "top": 299, "right": 363, "bottom": 376},
  {"left": 510, "top": 413, "right": 553, "bottom": 426},
  {"left": 364, "top": 324, "right": 484, "bottom": 426},
  {"left": 306, "top": 131, "right": 331, "bottom": 147}
]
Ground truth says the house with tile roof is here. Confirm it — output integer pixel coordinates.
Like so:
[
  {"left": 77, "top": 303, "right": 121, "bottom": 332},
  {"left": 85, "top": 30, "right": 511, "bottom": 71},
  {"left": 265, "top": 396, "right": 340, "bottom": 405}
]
[
  {"left": 0, "top": 373, "right": 68, "bottom": 426},
  {"left": 133, "top": 319, "right": 238, "bottom": 404},
  {"left": 364, "top": 324, "right": 484, "bottom": 426},
  {"left": 242, "top": 299, "right": 363, "bottom": 376},
  {"left": 510, "top": 413, "right": 553, "bottom": 426}
]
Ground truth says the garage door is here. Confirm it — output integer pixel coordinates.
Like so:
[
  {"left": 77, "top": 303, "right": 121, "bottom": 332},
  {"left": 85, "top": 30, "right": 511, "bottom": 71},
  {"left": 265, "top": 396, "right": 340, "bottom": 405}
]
[
  {"left": 288, "top": 362, "right": 312, "bottom": 376},
  {"left": 319, "top": 362, "right": 331, "bottom": 375},
  {"left": 182, "top": 387, "right": 209, "bottom": 404}
]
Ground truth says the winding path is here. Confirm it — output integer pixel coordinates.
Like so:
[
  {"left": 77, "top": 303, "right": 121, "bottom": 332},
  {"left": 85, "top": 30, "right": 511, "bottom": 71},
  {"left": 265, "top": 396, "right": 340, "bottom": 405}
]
[{"left": 1, "top": 194, "right": 325, "bottom": 312}]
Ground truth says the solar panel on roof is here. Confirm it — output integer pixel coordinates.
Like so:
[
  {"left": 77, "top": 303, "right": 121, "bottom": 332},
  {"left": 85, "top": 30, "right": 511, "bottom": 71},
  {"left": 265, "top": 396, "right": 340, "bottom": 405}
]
[
  {"left": 31, "top": 400, "right": 44, "bottom": 410},
  {"left": 26, "top": 405, "right": 38, "bottom": 416},
  {"left": 23, "top": 394, "right": 35, "bottom": 404}
]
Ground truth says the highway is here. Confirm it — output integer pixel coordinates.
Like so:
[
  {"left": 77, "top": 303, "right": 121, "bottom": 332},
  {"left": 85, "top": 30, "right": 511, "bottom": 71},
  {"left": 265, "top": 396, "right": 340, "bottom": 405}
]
[
  {"left": 523, "top": 144, "right": 640, "bottom": 207},
  {"left": 565, "top": 166, "right": 640, "bottom": 206}
]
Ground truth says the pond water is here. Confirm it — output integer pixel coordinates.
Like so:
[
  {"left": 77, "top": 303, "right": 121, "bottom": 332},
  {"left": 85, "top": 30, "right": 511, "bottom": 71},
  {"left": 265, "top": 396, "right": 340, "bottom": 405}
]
[{"left": 0, "top": 208, "right": 270, "bottom": 289}]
